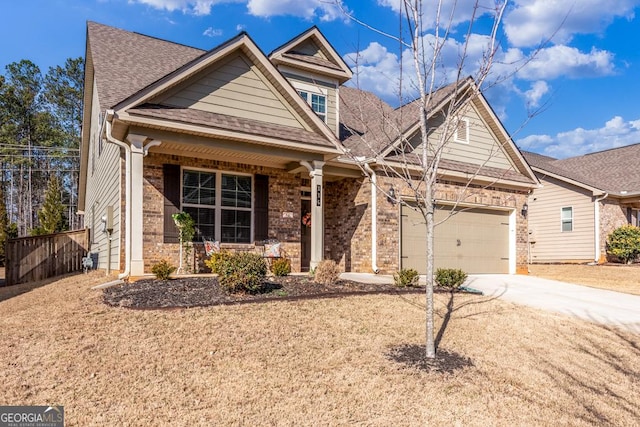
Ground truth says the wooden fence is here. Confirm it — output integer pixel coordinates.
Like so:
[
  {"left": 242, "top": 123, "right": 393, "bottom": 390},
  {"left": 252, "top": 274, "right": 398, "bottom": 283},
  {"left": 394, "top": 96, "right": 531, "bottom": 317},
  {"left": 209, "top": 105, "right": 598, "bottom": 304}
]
[{"left": 4, "top": 229, "right": 90, "bottom": 286}]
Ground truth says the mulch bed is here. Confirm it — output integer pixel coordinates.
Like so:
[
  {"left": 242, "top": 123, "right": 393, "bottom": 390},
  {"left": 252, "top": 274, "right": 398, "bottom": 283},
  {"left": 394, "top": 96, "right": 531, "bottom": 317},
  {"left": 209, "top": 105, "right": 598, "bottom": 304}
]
[{"left": 103, "top": 275, "right": 434, "bottom": 309}]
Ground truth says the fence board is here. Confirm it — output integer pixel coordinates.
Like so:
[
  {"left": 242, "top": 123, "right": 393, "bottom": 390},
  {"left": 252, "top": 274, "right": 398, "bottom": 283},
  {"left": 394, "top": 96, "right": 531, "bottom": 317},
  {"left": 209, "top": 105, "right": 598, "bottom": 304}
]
[{"left": 4, "top": 229, "right": 90, "bottom": 286}]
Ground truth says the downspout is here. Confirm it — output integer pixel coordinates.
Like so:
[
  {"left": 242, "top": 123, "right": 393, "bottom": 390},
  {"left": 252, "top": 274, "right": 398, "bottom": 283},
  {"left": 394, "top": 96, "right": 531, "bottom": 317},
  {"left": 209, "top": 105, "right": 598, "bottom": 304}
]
[
  {"left": 363, "top": 164, "right": 380, "bottom": 274},
  {"left": 594, "top": 192, "right": 609, "bottom": 263},
  {"left": 103, "top": 110, "right": 131, "bottom": 279}
]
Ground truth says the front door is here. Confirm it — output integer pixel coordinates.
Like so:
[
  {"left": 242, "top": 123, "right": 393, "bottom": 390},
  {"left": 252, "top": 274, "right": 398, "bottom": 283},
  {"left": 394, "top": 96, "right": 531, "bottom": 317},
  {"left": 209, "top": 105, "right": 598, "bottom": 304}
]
[{"left": 301, "top": 199, "right": 311, "bottom": 271}]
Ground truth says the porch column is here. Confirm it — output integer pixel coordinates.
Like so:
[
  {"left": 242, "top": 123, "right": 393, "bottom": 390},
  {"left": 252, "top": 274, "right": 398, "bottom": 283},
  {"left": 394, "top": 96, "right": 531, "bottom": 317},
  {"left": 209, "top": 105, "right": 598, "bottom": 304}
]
[
  {"left": 309, "top": 161, "right": 325, "bottom": 270},
  {"left": 127, "top": 134, "right": 146, "bottom": 276}
]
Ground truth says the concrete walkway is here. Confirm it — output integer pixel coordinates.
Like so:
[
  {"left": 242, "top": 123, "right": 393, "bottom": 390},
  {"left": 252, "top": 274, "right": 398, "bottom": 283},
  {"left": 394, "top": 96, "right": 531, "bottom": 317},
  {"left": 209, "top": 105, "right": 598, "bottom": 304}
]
[{"left": 340, "top": 272, "right": 640, "bottom": 334}]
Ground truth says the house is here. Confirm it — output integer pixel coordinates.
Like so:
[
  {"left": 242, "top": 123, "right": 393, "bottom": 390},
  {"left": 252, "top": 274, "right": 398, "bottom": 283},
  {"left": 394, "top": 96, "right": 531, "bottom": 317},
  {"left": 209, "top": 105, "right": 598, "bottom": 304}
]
[
  {"left": 79, "top": 22, "right": 537, "bottom": 277},
  {"left": 523, "top": 145, "right": 640, "bottom": 263}
]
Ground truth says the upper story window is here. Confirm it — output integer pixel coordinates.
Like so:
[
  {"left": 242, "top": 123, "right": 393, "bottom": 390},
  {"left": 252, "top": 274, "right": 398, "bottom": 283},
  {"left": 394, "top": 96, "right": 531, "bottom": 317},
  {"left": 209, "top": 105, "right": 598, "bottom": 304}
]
[
  {"left": 561, "top": 206, "right": 573, "bottom": 232},
  {"left": 299, "top": 90, "right": 326, "bottom": 122},
  {"left": 454, "top": 117, "right": 469, "bottom": 143},
  {"left": 182, "top": 169, "right": 252, "bottom": 243}
]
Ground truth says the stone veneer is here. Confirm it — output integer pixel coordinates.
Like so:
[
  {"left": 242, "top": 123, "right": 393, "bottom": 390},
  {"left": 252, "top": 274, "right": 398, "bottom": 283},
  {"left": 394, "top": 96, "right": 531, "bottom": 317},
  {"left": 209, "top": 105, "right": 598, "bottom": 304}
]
[
  {"left": 325, "top": 174, "right": 530, "bottom": 274},
  {"left": 141, "top": 153, "right": 303, "bottom": 273}
]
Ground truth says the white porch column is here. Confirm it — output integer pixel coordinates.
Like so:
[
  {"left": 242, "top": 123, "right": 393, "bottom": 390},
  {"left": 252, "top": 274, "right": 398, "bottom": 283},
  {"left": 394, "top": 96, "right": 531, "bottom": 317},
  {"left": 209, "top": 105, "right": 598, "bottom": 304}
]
[
  {"left": 302, "top": 160, "right": 325, "bottom": 270},
  {"left": 127, "top": 134, "right": 146, "bottom": 276}
]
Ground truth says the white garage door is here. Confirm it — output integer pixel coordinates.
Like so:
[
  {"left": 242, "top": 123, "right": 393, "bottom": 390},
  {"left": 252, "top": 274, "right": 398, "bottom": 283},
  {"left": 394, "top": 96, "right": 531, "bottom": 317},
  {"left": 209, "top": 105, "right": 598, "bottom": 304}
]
[{"left": 401, "top": 204, "right": 510, "bottom": 274}]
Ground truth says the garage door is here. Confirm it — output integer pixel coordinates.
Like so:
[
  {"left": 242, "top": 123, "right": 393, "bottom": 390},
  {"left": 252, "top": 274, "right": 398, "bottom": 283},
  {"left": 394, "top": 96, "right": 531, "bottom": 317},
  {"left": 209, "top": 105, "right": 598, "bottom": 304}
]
[{"left": 400, "top": 204, "right": 510, "bottom": 274}]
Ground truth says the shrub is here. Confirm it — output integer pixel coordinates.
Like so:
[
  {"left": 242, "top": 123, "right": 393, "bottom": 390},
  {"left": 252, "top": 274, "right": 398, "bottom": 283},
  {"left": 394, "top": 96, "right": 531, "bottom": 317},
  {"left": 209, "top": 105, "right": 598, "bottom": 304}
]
[
  {"left": 314, "top": 259, "right": 341, "bottom": 285},
  {"left": 151, "top": 259, "right": 176, "bottom": 280},
  {"left": 204, "top": 250, "right": 233, "bottom": 274},
  {"left": 435, "top": 268, "right": 467, "bottom": 289},
  {"left": 607, "top": 225, "right": 640, "bottom": 264},
  {"left": 393, "top": 268, "right": 419, "bottom": 287},
  {"left": 215, "top": 252, "right": 267, "bottom": 293},
  {"left": 271, "top": 258, "right": 291, "bottom": 276}
]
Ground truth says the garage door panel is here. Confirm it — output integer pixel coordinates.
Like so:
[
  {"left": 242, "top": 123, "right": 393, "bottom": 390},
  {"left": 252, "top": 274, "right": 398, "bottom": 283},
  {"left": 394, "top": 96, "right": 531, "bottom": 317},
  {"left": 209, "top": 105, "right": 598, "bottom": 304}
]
[{"left": 401, "top": 204, "right": 509, "bottom": 274}]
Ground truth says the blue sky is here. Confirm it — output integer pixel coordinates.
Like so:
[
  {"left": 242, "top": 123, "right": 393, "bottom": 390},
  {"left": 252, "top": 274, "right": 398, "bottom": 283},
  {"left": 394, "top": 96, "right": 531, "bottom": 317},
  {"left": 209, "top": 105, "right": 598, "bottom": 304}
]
[{"left": 2, "top": 0, "right": 640, "bottom": 159}]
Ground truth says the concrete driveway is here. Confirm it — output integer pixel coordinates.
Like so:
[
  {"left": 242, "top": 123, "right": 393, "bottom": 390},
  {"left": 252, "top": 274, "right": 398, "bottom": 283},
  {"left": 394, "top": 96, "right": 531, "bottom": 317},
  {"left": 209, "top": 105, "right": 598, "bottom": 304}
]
[{"left": 341, "top": 272, "right": 640, "bottom": 334}]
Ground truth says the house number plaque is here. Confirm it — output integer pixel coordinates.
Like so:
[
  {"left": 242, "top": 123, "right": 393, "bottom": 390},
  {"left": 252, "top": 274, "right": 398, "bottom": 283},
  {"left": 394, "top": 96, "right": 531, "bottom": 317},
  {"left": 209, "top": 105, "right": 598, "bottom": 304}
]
[{"left": 316, "top": 185, "right": 321, "bottom": 207}]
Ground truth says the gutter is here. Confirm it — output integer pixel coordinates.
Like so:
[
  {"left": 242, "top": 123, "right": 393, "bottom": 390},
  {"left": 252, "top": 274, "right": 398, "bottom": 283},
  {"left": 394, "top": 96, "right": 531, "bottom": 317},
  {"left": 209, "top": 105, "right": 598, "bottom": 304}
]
[
  {"left": 594, "top": 192, "right": 609, "bottom": 263},
  {"left": 363, "top": 164, "right": 380, "bottom": 274},
  {"left": 103, "top": 110, "right": 131, "bottom": 279}
]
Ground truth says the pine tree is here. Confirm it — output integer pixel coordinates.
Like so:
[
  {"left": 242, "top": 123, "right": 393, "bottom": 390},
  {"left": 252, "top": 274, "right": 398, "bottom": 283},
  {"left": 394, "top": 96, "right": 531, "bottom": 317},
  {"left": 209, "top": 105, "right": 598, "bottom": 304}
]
[{"left": 35, "top": 175, "right": 66, "bottom": 235}]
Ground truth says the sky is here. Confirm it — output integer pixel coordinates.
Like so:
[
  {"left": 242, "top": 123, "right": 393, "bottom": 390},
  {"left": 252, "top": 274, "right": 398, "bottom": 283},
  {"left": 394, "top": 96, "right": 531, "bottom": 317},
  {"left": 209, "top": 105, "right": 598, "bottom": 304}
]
[{"left": 2, "top": 0, "right": 640, "bottom": 159}]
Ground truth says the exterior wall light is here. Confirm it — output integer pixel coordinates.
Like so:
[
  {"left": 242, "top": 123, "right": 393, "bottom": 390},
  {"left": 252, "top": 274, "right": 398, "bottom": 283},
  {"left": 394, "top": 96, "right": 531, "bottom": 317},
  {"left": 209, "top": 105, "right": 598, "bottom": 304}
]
[{"left": 521, "top": 202, "right": 528, "bottom": 218}]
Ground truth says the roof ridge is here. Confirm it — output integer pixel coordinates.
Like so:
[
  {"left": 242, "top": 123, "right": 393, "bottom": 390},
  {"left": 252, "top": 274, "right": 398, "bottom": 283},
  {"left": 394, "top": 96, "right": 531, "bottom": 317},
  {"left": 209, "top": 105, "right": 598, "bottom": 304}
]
[{"left": 89, "top": 21, "right": 205, "bottom": 53}]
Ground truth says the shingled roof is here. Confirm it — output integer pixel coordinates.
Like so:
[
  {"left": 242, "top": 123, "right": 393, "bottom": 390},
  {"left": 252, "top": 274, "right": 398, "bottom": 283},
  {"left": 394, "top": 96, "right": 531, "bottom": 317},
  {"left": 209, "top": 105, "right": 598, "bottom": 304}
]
[
  {"left": 522, "top": 144, "right": 640, "bottom": 195},
  {"left": 87, "top": 21, "right": 205, "bottom": 111}
]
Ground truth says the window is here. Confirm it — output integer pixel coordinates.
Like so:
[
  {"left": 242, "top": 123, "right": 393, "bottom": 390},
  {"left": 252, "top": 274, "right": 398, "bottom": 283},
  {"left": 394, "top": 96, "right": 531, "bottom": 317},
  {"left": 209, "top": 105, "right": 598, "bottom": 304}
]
[
  {"left": 299, "top": 90, "right": 326, "bottom": 122},
  {"left": 182, "top": 169, "right": 252, "bottom": 243},
  {"left": 454, "top": 118, "right": 469, "bottom": 143},
  {"left": 561, "top": 207, "right": 573, "bottom": 232}
]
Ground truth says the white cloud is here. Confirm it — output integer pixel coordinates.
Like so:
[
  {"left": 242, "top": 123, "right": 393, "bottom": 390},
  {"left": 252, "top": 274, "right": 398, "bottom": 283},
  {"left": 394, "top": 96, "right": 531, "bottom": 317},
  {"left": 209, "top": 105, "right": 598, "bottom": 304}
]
[
  {"left": 203, "top": 27, "right": 223, "bottom": 37},
  {"left": 517, "top": 45, "right": 616, "bottom": 80},
  {"left": 377, "top": 0, "right": 498, "bottom": 30},
  {"left": 504, "top": 0, "right": 640, "bottom": 48},
  {"left": 236, "top": 24, "right": 246, "bottom": 31},
  {"left": 523, "top": 80, "right": 549, "bottom": 107},
  {"left": 131, "top": 0, "right": 347, "bottom": 20},
  {"left": 133, "top": 0, "right": 223, "bottom": 15},
  {"left": 519, "top": 116, "right": 640, "bottom": 158}
]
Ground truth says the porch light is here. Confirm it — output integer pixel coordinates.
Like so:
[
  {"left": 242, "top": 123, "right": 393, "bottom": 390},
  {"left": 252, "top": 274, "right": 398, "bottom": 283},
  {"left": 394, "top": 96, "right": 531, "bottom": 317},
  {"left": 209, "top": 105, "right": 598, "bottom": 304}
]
[
  {"left": 521, "top": 202, "right": 528, "bottom": 218},
  {"left": 387, "top": 186, "right": 397, "bottom": 205}
]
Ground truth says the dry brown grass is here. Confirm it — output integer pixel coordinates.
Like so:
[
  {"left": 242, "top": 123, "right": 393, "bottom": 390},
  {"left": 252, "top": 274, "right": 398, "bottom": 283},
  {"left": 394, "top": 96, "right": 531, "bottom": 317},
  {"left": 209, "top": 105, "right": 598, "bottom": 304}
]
[
  {"left": 1, "top": 272, "right": 639, "bottom": 426},
  {"left": 529, "top": 264, "right": 640, "bottom": 296}
]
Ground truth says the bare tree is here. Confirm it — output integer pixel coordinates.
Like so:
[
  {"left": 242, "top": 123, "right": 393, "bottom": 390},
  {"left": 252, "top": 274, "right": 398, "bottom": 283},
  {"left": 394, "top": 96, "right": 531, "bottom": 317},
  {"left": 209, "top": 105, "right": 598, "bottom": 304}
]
[{"left": 337, "top": 0, "right": 534, "bottom": 359}]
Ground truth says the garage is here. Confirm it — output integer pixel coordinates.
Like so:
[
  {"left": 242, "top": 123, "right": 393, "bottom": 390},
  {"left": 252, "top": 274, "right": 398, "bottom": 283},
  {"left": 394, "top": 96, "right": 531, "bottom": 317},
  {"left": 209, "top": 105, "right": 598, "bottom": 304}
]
[{"left": 400, "top": 204, "right": 510, "bottom": 274}]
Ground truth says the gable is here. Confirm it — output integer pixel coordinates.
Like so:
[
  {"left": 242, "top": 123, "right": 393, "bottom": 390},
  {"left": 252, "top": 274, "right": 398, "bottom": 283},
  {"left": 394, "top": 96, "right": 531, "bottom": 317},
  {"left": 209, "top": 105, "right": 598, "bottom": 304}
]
[
  {"left": 293, "top": 39, "right": 326, "bottom": 59},
  {"left": 430, "top": 104, "right": 515, "bottom": 170},
  {"left": 154, "top": 52, "right": 305, "bottom": 130}
]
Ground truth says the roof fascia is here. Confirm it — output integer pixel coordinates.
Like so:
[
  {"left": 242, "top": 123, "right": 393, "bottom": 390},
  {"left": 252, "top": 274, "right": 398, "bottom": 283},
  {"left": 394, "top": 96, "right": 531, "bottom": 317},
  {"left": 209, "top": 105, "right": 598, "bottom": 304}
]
[
  {"left": 116, "top": 112, "right": 341, "bottom": 156},
  {"left": 379, "top": 159, "right": 538, "bottom": 190}
]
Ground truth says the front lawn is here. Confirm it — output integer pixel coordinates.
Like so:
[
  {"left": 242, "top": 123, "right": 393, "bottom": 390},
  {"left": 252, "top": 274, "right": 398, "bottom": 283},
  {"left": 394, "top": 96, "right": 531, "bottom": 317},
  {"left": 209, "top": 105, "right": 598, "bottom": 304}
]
[
  {"left": 0, "top": 272, "right": 638, "bottom": 425},
  {"left": 529, "top": 263, "right": 640, "bottom": 295}
]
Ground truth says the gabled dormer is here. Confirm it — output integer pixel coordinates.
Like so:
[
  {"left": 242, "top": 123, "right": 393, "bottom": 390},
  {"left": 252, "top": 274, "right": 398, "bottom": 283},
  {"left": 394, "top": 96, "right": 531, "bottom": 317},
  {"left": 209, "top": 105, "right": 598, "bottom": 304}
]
[{"left": 269, "top": 27, "right": 352, "bottom": 138}]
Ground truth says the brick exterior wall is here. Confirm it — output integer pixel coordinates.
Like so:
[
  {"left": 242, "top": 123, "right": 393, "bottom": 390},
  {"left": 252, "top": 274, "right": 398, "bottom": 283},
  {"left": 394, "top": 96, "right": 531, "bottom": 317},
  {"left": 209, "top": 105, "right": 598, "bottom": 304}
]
[
  {"left": 599, "top": 199, "right": 630, "bottom": 261},
  {"left": 325, "top": 174, "right": 530, "bottom": 274},
  {"left": 141, "top": 153, "right": 303, "bottom": 273}
]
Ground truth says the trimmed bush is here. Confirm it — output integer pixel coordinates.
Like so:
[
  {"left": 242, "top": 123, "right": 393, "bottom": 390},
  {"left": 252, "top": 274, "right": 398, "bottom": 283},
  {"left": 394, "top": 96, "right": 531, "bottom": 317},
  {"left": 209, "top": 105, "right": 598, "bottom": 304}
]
[
  {"left": 314, "top": 259, "right": 341, "bottom": 285},
  {"left": 270, "top": 258, "right": 291, "bottom": 276},
  {"left": 151, "top": 259, "right": 176, "bottom": 281},
  {"left": 393, "top": 268, "right": 419, "bottom": 287},
  {"left": 204, "top": 250, "right": 233, "bottom": 274},
  {"left": 607, "top": 225, "right": 640, "bottom": 264},
  {"left": 214, "top": 252, "right": 267, "bottom": 293},
  {"left": 435, "top": 268, "right": 467, "bottom": 289}
]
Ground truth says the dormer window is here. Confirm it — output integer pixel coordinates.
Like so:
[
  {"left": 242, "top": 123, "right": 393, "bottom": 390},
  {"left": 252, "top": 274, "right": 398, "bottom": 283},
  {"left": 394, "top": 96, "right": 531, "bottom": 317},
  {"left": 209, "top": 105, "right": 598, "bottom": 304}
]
[
  {"left": 454, "top": 117, "right": 469, "bottom": 143},
  {"left": 299, "top": 90, "right": 326, "bottom": 122}
]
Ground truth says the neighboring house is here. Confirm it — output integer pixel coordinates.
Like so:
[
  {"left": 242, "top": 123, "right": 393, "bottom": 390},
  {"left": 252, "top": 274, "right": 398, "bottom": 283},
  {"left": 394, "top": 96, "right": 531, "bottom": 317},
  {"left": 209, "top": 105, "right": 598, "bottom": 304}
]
[
  {"left": 79, "top": 22, "right": 537, "bottom": 277},
  {"left": 523, "top": 145, "right": 640, "bottom": 263}
]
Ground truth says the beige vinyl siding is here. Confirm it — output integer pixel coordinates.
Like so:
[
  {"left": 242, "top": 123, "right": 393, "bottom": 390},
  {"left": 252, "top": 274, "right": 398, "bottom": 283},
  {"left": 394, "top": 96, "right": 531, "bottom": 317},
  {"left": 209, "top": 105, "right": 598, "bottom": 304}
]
[
  {"left": 528, "top": 175, "right": 595, "bottom": 262},
  {"left": 84, "top": 77, "right": 121, "bottom": 271},
  {"left": 283, "top": 73, "right": 337, "bottom": 136},
  {"left": 162, "top": 53, "right": 304, "bottom": 129},
  {"left": 423, "top": 105, "right": 513, "bottom": 170}
]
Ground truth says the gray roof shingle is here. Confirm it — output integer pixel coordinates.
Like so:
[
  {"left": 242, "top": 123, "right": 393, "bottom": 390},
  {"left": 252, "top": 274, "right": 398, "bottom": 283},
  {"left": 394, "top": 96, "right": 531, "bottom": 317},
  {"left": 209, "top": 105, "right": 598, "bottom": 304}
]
[
  {"left": 523, "top": 145, "right": 640, "bottom": 195},
  {"left": 87, "top": 22, "right": 205, "bottom": 111}
]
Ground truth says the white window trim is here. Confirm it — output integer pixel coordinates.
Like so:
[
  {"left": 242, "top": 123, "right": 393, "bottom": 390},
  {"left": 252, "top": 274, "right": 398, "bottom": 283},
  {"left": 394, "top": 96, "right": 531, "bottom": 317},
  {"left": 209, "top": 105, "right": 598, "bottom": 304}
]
[
  {"left": 561, "top": 206, "right": 573, "bottom": 232},
  {"left": 454, "top": 117, "right": 470, "bottom": 144},
  {"left": 181, "top": 167, "right": 254, "bottom": 244},
  {"left": 295, "top": 81, "right": 328, "bottom": 123}
]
